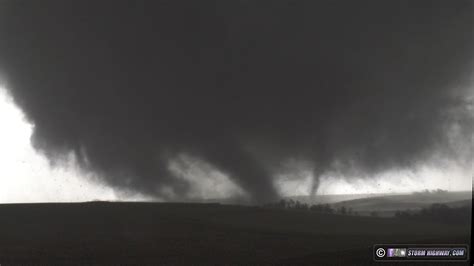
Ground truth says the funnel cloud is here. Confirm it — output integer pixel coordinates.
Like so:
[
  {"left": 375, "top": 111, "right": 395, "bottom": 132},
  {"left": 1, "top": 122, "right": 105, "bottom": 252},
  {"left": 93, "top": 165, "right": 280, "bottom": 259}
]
[{"left": 0, "top": 1, "right": 472, "bottom": 203}]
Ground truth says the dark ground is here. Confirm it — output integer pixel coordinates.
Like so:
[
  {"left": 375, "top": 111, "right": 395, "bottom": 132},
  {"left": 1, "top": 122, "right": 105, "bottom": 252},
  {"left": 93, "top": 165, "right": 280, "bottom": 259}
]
[{"left": 0, "top": 202, "right": 469, "bottom": 265}]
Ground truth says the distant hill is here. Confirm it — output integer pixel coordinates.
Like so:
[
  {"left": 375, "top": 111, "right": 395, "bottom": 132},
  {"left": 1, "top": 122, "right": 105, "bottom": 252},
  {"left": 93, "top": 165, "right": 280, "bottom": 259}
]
[
  {"left": 288, "top": 192, "right": 404, "bottom": 205},
  {"left": 200, "top": 190, "right": 471, "bottom": 208},
  {"left": 445, "top": 199, "right": 472, "bottom": 208},
  {"left": 327, "top": 190, "right": 471, "bottom": 217}
]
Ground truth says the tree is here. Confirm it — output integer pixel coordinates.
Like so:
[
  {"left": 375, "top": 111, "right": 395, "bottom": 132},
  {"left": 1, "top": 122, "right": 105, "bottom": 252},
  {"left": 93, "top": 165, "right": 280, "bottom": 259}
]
[
  {"left": 338, "top": 206, "right": 347, "bottom": 215},
  {"left": 323, "top": 204, "right": 334, "bottom": 214},
  {"left": 347, "top": 207, "right": 354, "bottom": 215},
  {"left": 310, "top": 204, "right": 324, "bottom": 213}
]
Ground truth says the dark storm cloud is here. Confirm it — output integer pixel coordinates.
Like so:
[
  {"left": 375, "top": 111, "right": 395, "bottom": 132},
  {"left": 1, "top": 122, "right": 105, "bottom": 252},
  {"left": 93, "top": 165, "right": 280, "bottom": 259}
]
[{"left": 0, "top": 0, "right": 472, "bottom": 202}]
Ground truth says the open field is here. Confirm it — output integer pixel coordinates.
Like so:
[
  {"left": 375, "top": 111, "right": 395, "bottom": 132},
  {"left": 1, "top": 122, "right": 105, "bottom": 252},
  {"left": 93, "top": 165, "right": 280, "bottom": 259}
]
[{"left": 0, "top": 202, "right": 469, "bottom": 265}]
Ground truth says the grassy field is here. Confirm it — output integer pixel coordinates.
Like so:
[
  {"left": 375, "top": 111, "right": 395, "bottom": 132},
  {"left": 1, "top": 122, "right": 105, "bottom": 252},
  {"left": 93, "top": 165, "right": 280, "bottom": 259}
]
[{"left": 0, "top": 202, "right": 469, "bottom": 265}]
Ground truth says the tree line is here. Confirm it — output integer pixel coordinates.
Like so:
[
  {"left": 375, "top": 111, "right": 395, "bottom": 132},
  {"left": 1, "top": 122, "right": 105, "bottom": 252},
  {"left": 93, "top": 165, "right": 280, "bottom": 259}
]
[
  {"left": 264, "top": 199, "right": 470, "bottom": 223},
  {"left": 263, "top": 199, "right": 358, "bottom": 216},
  {"left": 395, "top": 203, "right": 470, "bottom": 224}
]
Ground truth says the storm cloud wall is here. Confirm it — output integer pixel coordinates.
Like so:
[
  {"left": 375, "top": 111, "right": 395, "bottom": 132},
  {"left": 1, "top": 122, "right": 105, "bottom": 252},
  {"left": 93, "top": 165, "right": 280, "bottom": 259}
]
[{"left": 0, "top": 1, "right": 472, "bottom": 202}]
